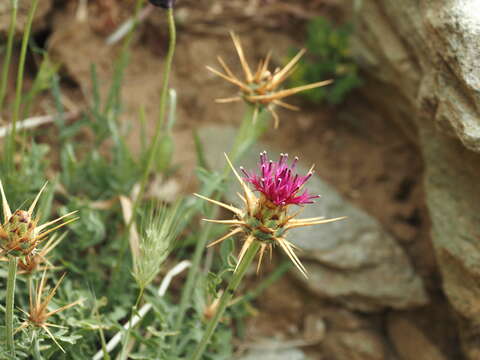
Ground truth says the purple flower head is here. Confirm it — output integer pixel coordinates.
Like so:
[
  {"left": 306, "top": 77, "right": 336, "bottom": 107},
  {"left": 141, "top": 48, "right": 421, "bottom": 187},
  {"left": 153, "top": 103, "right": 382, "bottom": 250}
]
[{"left": 241, "top": 152, "right": 319, "bottom": 207}]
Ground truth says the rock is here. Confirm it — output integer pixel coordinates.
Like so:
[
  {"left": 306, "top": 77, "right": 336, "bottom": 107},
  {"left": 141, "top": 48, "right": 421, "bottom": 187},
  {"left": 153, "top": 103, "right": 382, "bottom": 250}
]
[
  {"left": 0, "top": 1, "right": 52, "bottom": 35},
  {"left": 303, "top": 315, "right": 327, "bottom": 343},
  {"left": 323, "top": 329, "right": 387, "bottom": 360},
  {"left": 418, "top": 119, "right": 480, "bottom": 359},
  {"left": 387, "top": 314, "right": 447, "bottom": 360},
  {"left": 199, "top": 125, "right": 428, "bottom": 312},
  {"left": 238, "top": 340, "right": 308, "bottom": 360},
  {"left": 339, "top": 0, "right": 480, "bottom": 356}
]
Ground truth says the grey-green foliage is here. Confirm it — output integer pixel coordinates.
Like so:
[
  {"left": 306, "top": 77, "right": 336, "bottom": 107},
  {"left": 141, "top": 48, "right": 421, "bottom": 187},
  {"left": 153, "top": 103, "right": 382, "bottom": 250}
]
[{"left": 289, "top": 17, "right": 361, "bottom": 105}]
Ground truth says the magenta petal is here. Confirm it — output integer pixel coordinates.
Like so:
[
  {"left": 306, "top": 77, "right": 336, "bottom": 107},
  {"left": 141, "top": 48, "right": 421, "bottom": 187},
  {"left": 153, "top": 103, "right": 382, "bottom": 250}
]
[{"left": 242, "top": 152, "right": 318, "bottom": 206}]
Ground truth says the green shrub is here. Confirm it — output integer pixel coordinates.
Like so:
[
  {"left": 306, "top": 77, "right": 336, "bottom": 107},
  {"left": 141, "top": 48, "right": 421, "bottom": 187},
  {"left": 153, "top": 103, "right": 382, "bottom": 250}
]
[{"left": 289, "top": 17, "right": 361, "bottom": 105}]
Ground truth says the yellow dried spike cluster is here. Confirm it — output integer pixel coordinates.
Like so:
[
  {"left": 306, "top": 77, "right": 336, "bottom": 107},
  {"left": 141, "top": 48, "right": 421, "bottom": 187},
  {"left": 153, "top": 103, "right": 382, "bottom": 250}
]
[
  {"left": 17, "top": 271, "right": 83, "bottom": 352},
  {"left": 207, "top": 32, "right": 333, "bottom": 128}
]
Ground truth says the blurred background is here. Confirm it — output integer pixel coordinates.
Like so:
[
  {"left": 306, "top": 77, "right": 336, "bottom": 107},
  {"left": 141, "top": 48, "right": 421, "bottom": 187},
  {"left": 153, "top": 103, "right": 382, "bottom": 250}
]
[{"left": 2, "top": 0, "right": 480, "bottom": 359}]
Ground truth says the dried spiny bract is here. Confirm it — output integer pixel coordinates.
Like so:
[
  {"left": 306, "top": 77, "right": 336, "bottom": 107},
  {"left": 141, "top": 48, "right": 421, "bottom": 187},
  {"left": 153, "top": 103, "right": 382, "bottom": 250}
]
[
  {"left": 0, "top": 181, "right": 77, "bottom": 257},
  {"left": 195, "top": 153, "right": 345, "bottom": 278},
  {"left": 17, "top": 233, "right": 65, "bottom": 274},
  {"left": 17, "top": 271, "right": 83, "bottom": 352},
  {"left": 207, "top": 32, "right": 333, "bottom": 128}
]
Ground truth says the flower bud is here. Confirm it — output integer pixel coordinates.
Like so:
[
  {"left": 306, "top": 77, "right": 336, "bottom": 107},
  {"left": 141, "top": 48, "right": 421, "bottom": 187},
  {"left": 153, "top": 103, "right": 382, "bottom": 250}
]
[{"left": 1, "top": 210, "right": 36, "bottom": 256}]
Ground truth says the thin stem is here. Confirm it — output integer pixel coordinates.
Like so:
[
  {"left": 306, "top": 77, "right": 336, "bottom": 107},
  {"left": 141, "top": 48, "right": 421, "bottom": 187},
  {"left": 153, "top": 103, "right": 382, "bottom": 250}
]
[
  {"left": 7, "top": 0, "right": 39, "bottom": 170},
  {"left": 171, "top": 106, "right": 267, "bottom": 355},
  {"left": 94, "top": 302, "right": 111, "bottom": 360},
  {"left": 190, "top": 242, "right": 261, "bottom": 360},
  {"left": 119, "top": 288, "right": 145, "bottom": 360},
  {"left": 114, "top": 7, "right": 177, "bottom": 277},
  {"left": 129, "top": 8, "right": 176, "bottom": 223},
  {"left": 171, "top": 206, "right": 216, "bottom": 350},
  {"left": 6, "top": 256, "right": 18, "bottom": 358},
  {"left": 0, "top": 0, "right": 18, "bottom": 115},
  {"left": 232, "top": 260, "right": 291, "bottom": 305},
  {"left": 33, "top": 331, "right": 42, "bottom": 360}
]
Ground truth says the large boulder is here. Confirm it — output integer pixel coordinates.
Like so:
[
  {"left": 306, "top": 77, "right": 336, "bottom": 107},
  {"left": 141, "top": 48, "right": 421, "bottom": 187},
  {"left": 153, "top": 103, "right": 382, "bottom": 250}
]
[{"left": 344, "top": 0, "right": 480, "bottom": 357}]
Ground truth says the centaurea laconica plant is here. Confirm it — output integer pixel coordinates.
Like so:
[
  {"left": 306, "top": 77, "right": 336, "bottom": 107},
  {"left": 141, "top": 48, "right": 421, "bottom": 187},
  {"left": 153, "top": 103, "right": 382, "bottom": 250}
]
[{"left": 191, "top": 152, "right": 344, "bottom": 359}]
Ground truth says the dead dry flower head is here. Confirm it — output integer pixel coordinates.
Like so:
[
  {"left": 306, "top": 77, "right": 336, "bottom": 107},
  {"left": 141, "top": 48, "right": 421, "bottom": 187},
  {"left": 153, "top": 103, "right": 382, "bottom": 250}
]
[
  {"left": 17, "top": 271, "right": 83, "bottom": 352},
  {"left": 207, "top": 32, "right": 333, "bottom": 128}
]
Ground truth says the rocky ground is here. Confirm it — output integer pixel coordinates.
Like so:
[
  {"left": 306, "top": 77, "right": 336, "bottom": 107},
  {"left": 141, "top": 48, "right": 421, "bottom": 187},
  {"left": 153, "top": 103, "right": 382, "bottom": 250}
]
[{"left": 2, "top": 0, "right": 479, "bottom": 359}]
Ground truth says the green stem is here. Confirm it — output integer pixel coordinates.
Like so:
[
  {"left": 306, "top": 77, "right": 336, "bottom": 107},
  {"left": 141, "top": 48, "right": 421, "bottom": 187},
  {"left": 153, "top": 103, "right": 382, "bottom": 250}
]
[
  {"left": 114, "top": 8, "right": 176, "bottom": 278},
  {"left": 190, "top": 242, "right": 261, "bottom": 360},
  {"left": 94, "top": 302, "right": 110, "bottom": 360},
  {"left": 171, "top": 206, "right": 216, "bottom": 350},
  {"left": 0, "top": 0, "right": 18, "bottom": 115},
  {"left": 171, "top": 107, "right": 267, "bottom": 355},
  {"left": 129, "top": 8, "right": 176, "bottom": 222},
  {"left": 6, "top": 256, "right": 18, "bottom": 358},
  {"left": 119, "top": 288, "right": 145, "bottom": 360},
  {"left": 33, "top": 331, "right": 42, "bottom": 360},
  {"left": 6, "top": 0, "right": 39, "bottom": 171},
  {"left": 232, "top": 261, "right": 291, "bottom": 305}
]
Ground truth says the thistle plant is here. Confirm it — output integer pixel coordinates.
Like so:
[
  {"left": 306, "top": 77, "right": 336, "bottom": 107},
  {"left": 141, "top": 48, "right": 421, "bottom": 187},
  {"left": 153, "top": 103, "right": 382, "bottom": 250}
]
[
  {"left": 16, "top": 271, "right": 83, "bottom": 353},
  {"left": 191, "top": 152, "right": 344, "bottom": 359},
  {"left": 207, "top": 32, "right": 333, "bottom": 128},
  {"left": 0, "top": 181, "right": 77, "bottom": 357}
]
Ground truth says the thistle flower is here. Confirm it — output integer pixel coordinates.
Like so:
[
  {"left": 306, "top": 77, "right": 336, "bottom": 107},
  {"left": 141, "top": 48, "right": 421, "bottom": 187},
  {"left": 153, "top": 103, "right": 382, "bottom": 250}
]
[
  {"left": 17, "top": 271, "right": 83, "bottom": 352},
  {"left": 0, "top": 181, "right": 77, "bottom": 257},
  {"left": 195, "top": 153, "right": 345, "bottom": 278},
  {"left": 241, "top": 152, "right": 319, "bottom": 206},
  {"left": 207, "top": 32, "right": 333, "bottom": 128},
  {"left": 132, "top": 204, "right": 180, "bottom": 290}
]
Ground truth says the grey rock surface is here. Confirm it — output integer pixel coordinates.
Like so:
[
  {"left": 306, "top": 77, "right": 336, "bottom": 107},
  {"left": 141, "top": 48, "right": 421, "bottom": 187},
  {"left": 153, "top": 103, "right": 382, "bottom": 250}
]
[
  {"left": 199, "top": 125, "right": 428, "bottom": 312},
  {"left": 237, "top": 341, "right": 308, "bottom": 360},
  {"left": 344, "top": 0, "right": 480, "bottom": 357}
]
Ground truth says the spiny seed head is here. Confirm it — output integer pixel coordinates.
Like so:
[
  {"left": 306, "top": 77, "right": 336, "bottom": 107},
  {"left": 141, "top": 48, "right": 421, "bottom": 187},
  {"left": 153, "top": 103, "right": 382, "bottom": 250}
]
[{"left": 0, "top": 181, "right": 78, "bottom": 257}]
